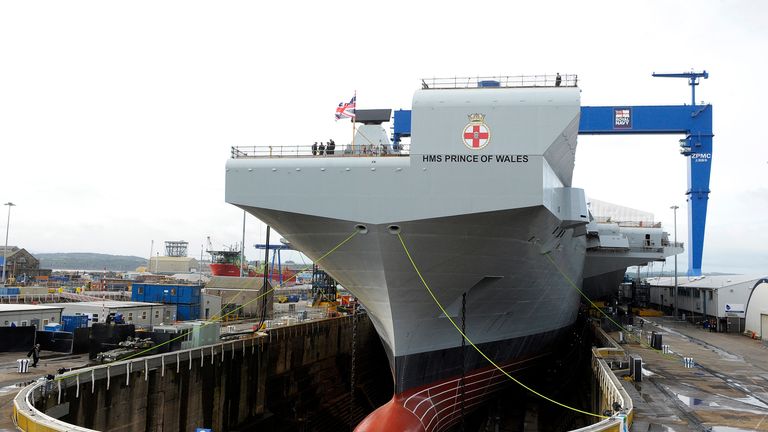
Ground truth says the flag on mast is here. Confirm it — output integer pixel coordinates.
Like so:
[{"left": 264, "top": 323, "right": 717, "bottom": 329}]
[{"left": 334, "top": 95, "right": 356, "bottom": 120}]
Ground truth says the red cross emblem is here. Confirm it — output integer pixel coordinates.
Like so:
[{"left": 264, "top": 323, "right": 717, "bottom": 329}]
[{"left": 462, "top": 122, "right": 490, "bottom": 150}]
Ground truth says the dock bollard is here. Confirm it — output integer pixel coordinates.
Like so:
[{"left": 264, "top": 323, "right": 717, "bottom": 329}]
[
  {"left": 683, "top": 357, "right": 695, "bottom": 368},
  {"left": 17, "top": 358, "right": 29, "bottom": 373},
  {"left": 628, "top": 354, "right": 643, "bottom": 382},
  {"left": 662, "top": 344, "right": 670, "bottom": 354}
]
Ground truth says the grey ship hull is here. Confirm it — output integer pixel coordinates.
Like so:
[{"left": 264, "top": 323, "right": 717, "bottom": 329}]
[
  {"left": 242, "top": 205, "right": 584, "bottom": 393},
  {"left": 227, "top": 83, "right": 591, "bottom": 430}
]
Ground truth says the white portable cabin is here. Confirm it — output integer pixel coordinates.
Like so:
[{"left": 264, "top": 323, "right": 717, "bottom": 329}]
[
  {"left": 0, "top": 304, "right": 63, "bottom": 328},
  {"left": 48, "top": 301, "right": 177, "bottom": 328}
]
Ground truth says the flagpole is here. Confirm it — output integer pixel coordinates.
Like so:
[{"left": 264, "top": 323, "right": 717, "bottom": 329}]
[{"left": 351, "top": 90, "right": 356, "bottom": 153}]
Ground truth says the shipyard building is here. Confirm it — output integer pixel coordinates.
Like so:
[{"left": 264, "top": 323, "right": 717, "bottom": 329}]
[
  {"left": 647, "top": 275, "right": 768, "bottom": 333},
  {"left": 0, "top": 246, "right": 52, "bottom": 280},
  {"left": 148, "top": 240, "right": 200, "bottom": 275},
  {"left": 47, "top": 301, "right": 176, "bottom": 328},
  {"left": 742, "top": 278, "right": 768, "bottom": 339},
  {"left": 0, "top": 304, "right": 63, "bottom": 327}
]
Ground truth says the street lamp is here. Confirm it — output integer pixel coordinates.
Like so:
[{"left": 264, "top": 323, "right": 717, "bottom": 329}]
[
  {"left": 2, "top": 202, "right": 16, "bottom": 287},
  {"left": 670, "top": 205, "right": 679, "bottom": 320}
]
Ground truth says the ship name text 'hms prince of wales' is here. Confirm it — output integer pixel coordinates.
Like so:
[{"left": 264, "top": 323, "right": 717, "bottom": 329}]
[{"left": 421, "top": 154, "right": 529, "bottom": 163}]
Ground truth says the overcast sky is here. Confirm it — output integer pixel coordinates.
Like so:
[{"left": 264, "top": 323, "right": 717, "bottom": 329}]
[{"left": 1, "top": 1, "right": 766, "bottom": 275}]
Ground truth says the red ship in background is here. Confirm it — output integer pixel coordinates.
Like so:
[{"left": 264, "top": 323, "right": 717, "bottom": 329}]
[
  {"left": 208, "top": 240, "right": 300, "bottom": 284},
  {"left": 208, "top": 250, "right": 255, "bottom": 277}
]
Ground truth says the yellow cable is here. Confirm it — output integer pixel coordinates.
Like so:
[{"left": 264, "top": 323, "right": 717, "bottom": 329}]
[
  {"left": 396, "top": 233, "right": 609, "bottom": 419},
  {"left": 542, "top": 252, "right": 678, "bottom": 359},
  {"left": 71, "top": 230, "right": 358, "bottom": 369}
]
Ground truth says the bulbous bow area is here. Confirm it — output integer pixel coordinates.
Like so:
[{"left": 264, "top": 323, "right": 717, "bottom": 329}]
[{"left": 355, "top": 395, "right": 425, "bottom": 432}]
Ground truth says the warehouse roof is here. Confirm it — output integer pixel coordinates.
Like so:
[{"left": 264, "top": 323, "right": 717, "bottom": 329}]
[
  {"left": 647, "top": 275, "right": 768, "bottom": 289},
  {"left": 47, "top": 301, "right": 164, "bottom": 308},
  {"left": 0, "top": 304, "right": 64, "bottom": 313},
  {"left": 150, "top": 256, "right": 197, "bottom": 262},
  {"left": 206, "top": 276, "right": 265, "bottom": 290}
]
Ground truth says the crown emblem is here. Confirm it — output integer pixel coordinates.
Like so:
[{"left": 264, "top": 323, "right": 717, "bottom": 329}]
[
  {"left": 462, "top": 113, "right": 490, "bottom": 150},
  {"left": 468, "top": 113, "right": 485, "bottom": 123}
]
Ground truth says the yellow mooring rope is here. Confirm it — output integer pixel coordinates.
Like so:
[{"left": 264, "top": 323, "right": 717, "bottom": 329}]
[
  {"left": 396, "top": 233, "right": 609, "bottom": 419},
  {"left": 542, "top": 251, "right": 678, "bottom": 359},
  {"left": 82, "top": 230, "right": 359, "bottom": 367}
]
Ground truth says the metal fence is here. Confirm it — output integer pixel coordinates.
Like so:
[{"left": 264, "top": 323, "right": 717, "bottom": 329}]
[
  {"left": 13, "top": 315, "right": 360, "bottom": 432},
  {"left": 231, "top": 143, "right": 410, "bottom": 159}
]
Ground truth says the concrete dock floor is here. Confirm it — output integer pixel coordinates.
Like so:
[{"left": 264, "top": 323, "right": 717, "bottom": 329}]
[
  {"left": 614, "top": 317, "right": 768, "bottom": 432},
  {"left": 0, "top": 351, "right": 91, "bottom": 431}
]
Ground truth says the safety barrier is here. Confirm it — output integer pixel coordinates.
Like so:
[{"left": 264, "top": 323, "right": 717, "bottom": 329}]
[
  {"left": 13, "top": 315, "right": 358, "bottom": 431},
  {"left": 570, "top": 328, "right": 634, "bottom": 432},
  {"left": 231, "top": 143, "right": 410, "bottom": 159},
  {"left": 420, "top": 74, "right": 578, "bottom": 89}
]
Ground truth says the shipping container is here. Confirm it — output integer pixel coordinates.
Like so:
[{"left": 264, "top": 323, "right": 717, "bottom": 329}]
[
  {"left": 61, "top": 315, "right": 89, "bottom": 333},
  {"left": 175, "top": 304, "right": 201, "bottom": 321}
]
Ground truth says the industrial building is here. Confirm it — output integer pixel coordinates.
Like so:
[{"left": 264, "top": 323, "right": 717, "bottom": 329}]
[
  {"left": 201, "top": 293, "right": 222, "bottom": 320},
  {"left": 47, "top": 301, "right": 176, "bottom": 328},
  {"left": 647, "top": 275, "right": 768, "bottom": 332},
  {"left": 0, "top": 246, "right": 52, "bottom": 281},
  {"left": 204, "top": 276, "right": 272, "bottom": 319},
  {"left": 148, "top": 256, "right": 200, "bottom": 275},
  {"left": 0, "top": 304, "right": 64, "bottom": 327},
  {"left": 743, "top": 278, "right": 768, "bottom": 339},
  {"left": 147, "top": 240, "right": 200, "bottom": 275}
]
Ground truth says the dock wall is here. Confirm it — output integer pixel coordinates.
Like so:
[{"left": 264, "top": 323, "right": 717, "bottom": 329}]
[
  {"left": 15, "top": 314, "right": 391, "bottom": 432},
  {"left": 570, "top": 325, "right": 634, "bottom": 432}
]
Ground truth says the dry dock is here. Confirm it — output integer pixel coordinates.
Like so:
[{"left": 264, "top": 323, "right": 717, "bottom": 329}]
[{"left": 612, "top": 317, "right": 768, "bottom": 431}]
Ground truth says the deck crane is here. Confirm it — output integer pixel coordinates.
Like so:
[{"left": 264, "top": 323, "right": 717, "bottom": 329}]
[{"left": 652, "top": 70, "right": 709, "bottom": 106}]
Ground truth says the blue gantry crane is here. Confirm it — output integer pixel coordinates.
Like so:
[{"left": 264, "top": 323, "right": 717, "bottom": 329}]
[
  {"left": 579, "top": 71, "right": 712, "bottom": 276},
  {"left": 254, "top": 243, "right": 293, "bottom": 285}
]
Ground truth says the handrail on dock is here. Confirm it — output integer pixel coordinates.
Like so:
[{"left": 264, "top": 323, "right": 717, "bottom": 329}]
[
  {"left": 13, "top": 314, "right": 362, "bottom": 431},
  {"left": 568, "top": 326, "right": 634, "bottom": 432}
]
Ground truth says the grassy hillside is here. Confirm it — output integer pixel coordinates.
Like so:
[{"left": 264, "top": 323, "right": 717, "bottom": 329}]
[{"left": 37, "top": 253, "right": 147, "bottom": 272}]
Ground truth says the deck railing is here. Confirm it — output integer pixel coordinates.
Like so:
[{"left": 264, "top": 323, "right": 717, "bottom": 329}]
[
  {"left": 231, "top": 144, "right": 410, "bottom": 159},
  {"left": 421, "top": 74, "right": 578, "bottom": 89}
]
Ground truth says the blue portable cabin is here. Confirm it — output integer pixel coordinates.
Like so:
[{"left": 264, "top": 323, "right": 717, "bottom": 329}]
[
  {"left": 132, "top": 283, "right": 201, "bottom": 321},
  {"left": 132, "top": 283, "right": 201, "bottom": 304}
]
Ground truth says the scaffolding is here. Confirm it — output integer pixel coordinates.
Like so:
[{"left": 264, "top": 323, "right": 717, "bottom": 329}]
[{"left": 164, "top": 241, "right": 188, "bottom": 257}]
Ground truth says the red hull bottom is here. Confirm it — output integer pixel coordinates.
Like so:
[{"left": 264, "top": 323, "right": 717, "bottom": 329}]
[{"left": 356, "top": 357, "right": 539, "bottom": 432}]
